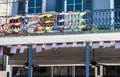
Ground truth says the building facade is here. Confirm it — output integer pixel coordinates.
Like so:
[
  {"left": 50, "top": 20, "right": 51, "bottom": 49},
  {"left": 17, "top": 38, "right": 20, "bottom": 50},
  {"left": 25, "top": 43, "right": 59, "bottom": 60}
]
[
  {"left": 0, "top": 0, "right": 120, "bottom": 77},
  {"left": 0, "top": 0, "right": 119, "bottom": 15}
]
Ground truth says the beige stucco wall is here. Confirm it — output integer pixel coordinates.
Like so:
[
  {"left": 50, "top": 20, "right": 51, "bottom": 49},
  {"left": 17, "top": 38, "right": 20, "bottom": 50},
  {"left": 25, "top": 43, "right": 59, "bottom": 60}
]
[{"left": 0, "top": 71, "right": 6, "bottom": 77}]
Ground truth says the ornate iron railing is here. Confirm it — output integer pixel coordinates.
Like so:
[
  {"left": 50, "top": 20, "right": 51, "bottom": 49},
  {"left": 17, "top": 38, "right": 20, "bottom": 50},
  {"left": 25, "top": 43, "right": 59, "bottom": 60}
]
[{"left": 0, "top": 9, "right": 120, "bottom": 37}]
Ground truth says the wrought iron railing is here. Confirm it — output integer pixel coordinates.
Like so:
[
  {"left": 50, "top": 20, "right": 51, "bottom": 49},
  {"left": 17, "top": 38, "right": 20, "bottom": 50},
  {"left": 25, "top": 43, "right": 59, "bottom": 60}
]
[{"left": 0, "top": 9, "right": 120, "bottom": 37}]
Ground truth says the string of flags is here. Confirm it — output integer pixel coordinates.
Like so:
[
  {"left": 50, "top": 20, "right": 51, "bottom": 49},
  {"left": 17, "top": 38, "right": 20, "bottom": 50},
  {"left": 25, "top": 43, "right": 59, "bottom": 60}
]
[
  {"left": 0, "top": 11, "right": 88, "bottom": 35},
  {"left": 0, "top": 41, "right": 120, "bottom": 56}
]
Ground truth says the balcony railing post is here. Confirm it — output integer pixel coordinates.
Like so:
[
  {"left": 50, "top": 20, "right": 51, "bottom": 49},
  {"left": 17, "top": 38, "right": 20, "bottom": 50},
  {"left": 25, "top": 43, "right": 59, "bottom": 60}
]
[
  {"left": 28, "top": 44, "right": 33, "bottom": 77},
  {"left": 86, "top": 41, "right": 90, "bottom": 77}
]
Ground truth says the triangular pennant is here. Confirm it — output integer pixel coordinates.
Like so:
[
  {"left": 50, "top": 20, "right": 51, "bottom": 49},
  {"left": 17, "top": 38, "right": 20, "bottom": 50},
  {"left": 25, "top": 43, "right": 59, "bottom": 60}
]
[
  {"left": 45, "top": 43, "right": 53, "bottom": 50},
  {"left": 56, "top": 43, "right": 63, "bottom": 48},
  {"left": 115, "top": 41, "right": 120, "bottom": 49},
  {"left": 10, "top": 45, "right": 17, "bottom": 54},
  {"left": 103, "top": 41, "right": 111, "bottom": 48},
  {"left": 92, "top": 42, "right": 99, "bottom": 49},
  {"left": 36, "top": 44, "right": 42, "bottom": 52},
  {"left": 0, "top": 46, "right": 3, "bottom": 57},
  {"left": 66, "top": 42, "right": 73, "bottom": 48},
  {"left": 20, "top": 45, "right": 27, "bottom": 53},
  {"left": 76, "top": 42, "right": 83, "bottom": 47}
]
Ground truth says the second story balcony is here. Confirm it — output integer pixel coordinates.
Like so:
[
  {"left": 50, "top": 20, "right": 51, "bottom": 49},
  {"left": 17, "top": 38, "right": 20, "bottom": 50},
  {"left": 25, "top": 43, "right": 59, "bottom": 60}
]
[
  {"left": 0, "top": 9, "right": 120, "bottom": 46},
  {"left": 0, "top": 9, "right": 120, "bottom": 37}
]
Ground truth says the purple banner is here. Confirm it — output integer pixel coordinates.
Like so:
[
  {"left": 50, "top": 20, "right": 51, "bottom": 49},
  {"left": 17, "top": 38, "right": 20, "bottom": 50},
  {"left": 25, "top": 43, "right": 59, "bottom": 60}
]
[
  {"left": 10, "top": 45, "right": 17, "bottom": 54},
  {"left": 45, "top": 43, "right": 53, "bottom": 50},
  {"left": 92, "top": 42, "right": 99, "bottom": 49},
  {"left": 0, "top": 46, "right": 3, "bottom": 56},
  {"left": 103, "top": 41, "right": 111, "bottom": 48},
  {"left": 66, "top": 42, "right": 73, "bottom": 48},
  {"left": 36, "top": 44, "right": 42, "bottom": 52},
  {"left": 20, "top": 45, "right": 27, "bottom": 53},
  {"left": 76, "top": 42, "right": 83, "bottom": 47},
  {"left": 56, "top": 43, "right": 63, "bottom": 48},
  {"left": 115, "top": 41, "right": 120, "bottom": 49}
]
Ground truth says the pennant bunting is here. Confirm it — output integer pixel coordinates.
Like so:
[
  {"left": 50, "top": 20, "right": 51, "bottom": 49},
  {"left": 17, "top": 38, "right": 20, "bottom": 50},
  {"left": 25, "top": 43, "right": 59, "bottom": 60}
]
[
  {"left": 36, "top": 44, "right": 42, "bottom": 52},
  {"left": 10, "top": 45, "right": 17, "bottom": 54},
  {"left": 20, "top": 45, "right": 27, "bottom": 53},
  {"left": 45, "top": 43, "right": 53, "bottom": 50},
  {"left": 56, "top": 43, "right": 63, "bottom": 48},
  {"left": 103, "top": 41, "right": 111, "bottom": 48},
  {"left": 0, "top": 46, "right": 3, "bottom": 56},
  {"left": 66, "top": 42, "right": 73, "bottom": 48},
  {"left": 76, "top": 42, "right": 83, "bottom": 47},
  {"left": 115, "top": 41, "right": 120, "bottom": 49},
  {"left": 92, "top": 42, "right": 99, "bottom": 49}
]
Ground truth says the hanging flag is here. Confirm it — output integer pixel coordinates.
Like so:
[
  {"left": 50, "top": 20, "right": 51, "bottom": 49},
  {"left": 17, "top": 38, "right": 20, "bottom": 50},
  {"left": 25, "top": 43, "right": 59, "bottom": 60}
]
[
  {"left": 115, "top": 41, "right": 120, "bottom": 49},
  {"left": 45, "top": 43, "right": 53, "bottom": 50},
  {"left": 56, "top": 43, "right": 63, "bottom": 48},
  {"left": 10, "top": 45, "right": 17, "bottom": 54},
  {"left": 76, "top": 42, "right": 83, "bottom": 47},
  {"left": 20, "top": 45, "right": 27, "bottom": 53},
  {"left": 0, "top": 46, "right": 3, "bottom": 56},
  {"left": 36, "top": 44, "right": 42, "bottom": 52},
  {"left": 66, "top": 42, "right": 73, "bottom": 48},
  {"left": 103, "top": 41, "right": 111, "bottom": 48},
  {"left": 92, "top": 42, "right": 99, "bottom": 49}
]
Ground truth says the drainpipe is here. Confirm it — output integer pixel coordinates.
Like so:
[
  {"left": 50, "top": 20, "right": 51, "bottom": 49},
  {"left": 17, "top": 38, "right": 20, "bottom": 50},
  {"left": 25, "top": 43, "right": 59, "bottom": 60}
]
[
  {"left": 86, "top": 41, "right": 90, "bottom": 77},
  {"left": 28, "top": 44, "right": 33, "bottom": 77}
]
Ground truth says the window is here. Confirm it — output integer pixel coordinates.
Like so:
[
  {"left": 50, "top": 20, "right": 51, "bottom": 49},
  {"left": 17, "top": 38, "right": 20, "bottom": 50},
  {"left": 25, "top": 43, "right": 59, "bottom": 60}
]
[
  {"left": 28, "top": 0, "right": 42, "bottom": 14},
  {"left": 18, "top": 1, "right": 25, "bottom": 15},
  {"left": 54, "top": 66, "right": 72, "bottom": 77},
  {"left": 75, "top": 0, "right": 82, "bottom": 4},
  {"left": 103, "top": 66, "right": 120, "bottom": 76},
  {"left": 83, "top": 0, "right": 92, "bottom": 10},
  {"left": 75, "top": 4, "right": 82, "bottom": 11},
  {"left": 0, "top": 56, "right": 6, "bottom": 71},
  {"left": 67, "top": 5, "right": 74, "bottom": 11},
  {"left": 67, "top": 0, "right": 82, "bottom": 11},
  {"left": 115, "top": 0, "right": 120, "bottom": 9},
  {"left": 67, "top": 0, "right": 74, "bottom": 4},
  {"left": 66, "top": 0, "right": 92, "bottom": 12}
]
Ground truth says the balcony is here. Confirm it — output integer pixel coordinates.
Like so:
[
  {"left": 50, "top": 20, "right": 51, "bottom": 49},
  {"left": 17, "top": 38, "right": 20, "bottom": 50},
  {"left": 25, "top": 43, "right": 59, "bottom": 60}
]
[
  {"left": 0, "top": 9, "right": 119, "bottom": 36},
  {"left": 0, "top": 9, "right": 120, "bottom": 45}
]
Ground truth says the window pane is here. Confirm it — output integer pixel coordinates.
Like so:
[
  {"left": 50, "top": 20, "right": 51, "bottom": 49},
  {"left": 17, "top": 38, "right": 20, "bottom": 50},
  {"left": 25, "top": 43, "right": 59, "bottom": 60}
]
[
  {"left": 54, "top": 66, "right": 72, "bottom": 76},
  {"left": 28, "top": 8, "right": 34, "bottom": 14},
  {"left": 83, "top": 0, "right": 92, "bottom": 10},
  {"left": 36, "top": 0, "right": 42, "bottom": 7},
  {"left": 75, "top": 4, "right": 82, "bottom": 11},
  {"left": 67, "top": 0, "right": 74, "bottom": 4},
  {"left": 75, "top": 0, "right": 82, "bottom": 4},
  {"left": 67, "top": 5, "right": 74, "bottom": 11},
  {"left": 28, "top": 0, "right": 34, "bottom": 7},
  {"left": 36, "top": 7, "right": 42, "bottom": 13},
  {"left": 83, "top": 3, "right": 91, "bottom": 10}
]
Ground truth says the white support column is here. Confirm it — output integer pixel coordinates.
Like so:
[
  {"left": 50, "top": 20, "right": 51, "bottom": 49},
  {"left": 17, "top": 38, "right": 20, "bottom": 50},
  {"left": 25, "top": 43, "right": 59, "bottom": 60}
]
[
  {"left": 64, "top": 0, "right": 67, "bottom": 12},
  {"left": 81, "top": 0, "right": 83, "bottom": 11},
  {"left": 95, "top": 67, "right": 98, "bottom": 77},
  {"left": 42, "top": 0, "right": 46, "bottom": 12},
  {"left": 110, "top": 0, "right": 114, "bottom": 9},
  {"left": 72, "top": 66, "right": 75, "bottom": 77},
  {"left": 110, "top": 0, "right": 114, "bottom": 28},
  {"left": 25, "top": 0, "right": 28, "bottom": 14},
  {"left": 6, "top": 56, "right": 12, "bottom": 77},
  {"left": 51, "top": 66, "right": 54, "bottom": 77},
  {"left": 100, "top": 65, "right": 103, "bottom": 77}
]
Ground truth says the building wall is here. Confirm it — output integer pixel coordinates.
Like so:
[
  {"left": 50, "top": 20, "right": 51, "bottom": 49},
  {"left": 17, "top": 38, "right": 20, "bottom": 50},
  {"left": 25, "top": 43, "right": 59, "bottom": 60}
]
[
  {"left": 92, "top": 0, "right": 110, "bottom": 10},
  {"left": 46, "top": 0, "right": 56, "bottom": 12},
  {"left": 0, "top": 0, "right": 18, "bottom": 16}
]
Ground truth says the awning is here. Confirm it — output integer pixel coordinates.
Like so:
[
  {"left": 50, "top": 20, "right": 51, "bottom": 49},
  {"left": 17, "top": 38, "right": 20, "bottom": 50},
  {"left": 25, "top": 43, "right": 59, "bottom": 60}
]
[{"left": 0, "top": 41, "right": 120, "bottom": 56}]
